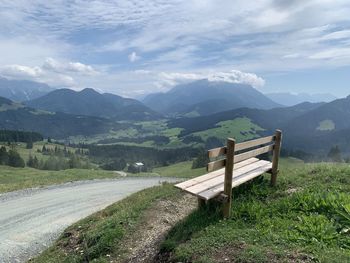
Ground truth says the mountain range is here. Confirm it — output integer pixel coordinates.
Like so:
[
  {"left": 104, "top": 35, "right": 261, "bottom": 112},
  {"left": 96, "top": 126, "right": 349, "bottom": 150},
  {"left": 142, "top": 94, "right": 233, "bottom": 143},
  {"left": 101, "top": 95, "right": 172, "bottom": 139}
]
[
  {"left": 143, "top": 80, "right": 281, "bottom": 116},
  {"left": 0, "top": 77, "right": 54, "bottom": 102},
  {"left": 0, "top": 96, "right": 121, "bottom": 138},
  {"left": 169, "top": 96, "right": 350, "bottom": 155},
  {"left": 265, "top": 92, "right": 337, "bottom": 106},
  {"left": 26, "top": 88, "right": 161, "bottom": 121}
]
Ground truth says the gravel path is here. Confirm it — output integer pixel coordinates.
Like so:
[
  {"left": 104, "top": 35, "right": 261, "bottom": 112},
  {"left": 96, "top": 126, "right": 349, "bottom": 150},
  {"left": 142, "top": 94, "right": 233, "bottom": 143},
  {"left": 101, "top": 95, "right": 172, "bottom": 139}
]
[{"left": 0, "top": 177, "right": 177, "bottom": 263}]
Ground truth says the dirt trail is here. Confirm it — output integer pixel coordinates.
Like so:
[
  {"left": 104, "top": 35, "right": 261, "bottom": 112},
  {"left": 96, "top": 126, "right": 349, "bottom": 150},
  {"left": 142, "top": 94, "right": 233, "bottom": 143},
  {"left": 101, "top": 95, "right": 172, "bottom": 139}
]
[
  {"left": 0, "top": 177, "right": 177, "bottom": 263},
  {"left": 117, "top": 194, "right": 196, "bottom": 263}
]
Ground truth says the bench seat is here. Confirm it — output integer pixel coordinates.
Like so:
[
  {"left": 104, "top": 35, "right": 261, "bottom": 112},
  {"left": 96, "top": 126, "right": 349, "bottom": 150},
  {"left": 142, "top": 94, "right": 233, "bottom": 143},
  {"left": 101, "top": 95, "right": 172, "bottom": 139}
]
[{"left": 175, "top": 157, "right": 272, "bottom": 200}]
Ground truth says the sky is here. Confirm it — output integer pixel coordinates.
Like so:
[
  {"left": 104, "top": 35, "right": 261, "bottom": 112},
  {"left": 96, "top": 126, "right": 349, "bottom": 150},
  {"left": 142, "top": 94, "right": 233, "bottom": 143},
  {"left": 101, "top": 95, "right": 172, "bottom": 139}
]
[{"left": 0, "top": 0, "right": 350, "bottom": 98}]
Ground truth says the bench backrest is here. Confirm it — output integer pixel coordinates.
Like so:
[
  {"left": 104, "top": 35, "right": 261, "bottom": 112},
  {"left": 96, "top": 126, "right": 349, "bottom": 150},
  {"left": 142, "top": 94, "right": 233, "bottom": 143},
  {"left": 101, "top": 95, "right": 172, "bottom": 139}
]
[{"left": 207, "top": 130, "right": 282, "bottom": 172}]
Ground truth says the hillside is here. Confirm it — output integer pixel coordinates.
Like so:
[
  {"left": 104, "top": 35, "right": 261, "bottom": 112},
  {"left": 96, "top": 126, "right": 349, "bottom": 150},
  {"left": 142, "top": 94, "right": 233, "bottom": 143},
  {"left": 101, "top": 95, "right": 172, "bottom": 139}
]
[
  {"left": 266, "top": 92, "right": 337, "bottom": 106},
  {"left": 0, "top": 96, "right": 120, "bottom": 138},
  {"left": 32, "top": 160, "right": 350, "bottom": 262},
  {"left": 26, "top": 88, "right": 161, "bottom": 121},
  {"left": 282, "top": 95, "right": 350, "bottom": 154},
  {"left": 143, "top": 80, "right": 281, "bottom": 116},
  {"left": 0, "top": 77, "right": 54, "bottom": 102},
  {"left": 169, "top": 102, "right": 323, "bottom": 136}
]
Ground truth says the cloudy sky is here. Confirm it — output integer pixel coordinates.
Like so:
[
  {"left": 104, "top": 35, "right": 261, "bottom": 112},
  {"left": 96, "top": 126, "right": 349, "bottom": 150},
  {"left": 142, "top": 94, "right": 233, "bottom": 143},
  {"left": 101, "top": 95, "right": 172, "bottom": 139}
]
[{"left": 0, "top": 0, "right": 350, "bottom": 97}]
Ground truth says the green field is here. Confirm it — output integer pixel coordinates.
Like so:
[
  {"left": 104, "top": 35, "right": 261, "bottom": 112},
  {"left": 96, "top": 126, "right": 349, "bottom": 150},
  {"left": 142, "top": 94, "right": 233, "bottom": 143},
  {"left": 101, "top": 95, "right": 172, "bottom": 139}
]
[
  {"left": 0, "top": 159, "right": 202, "bottom": 193},
  {"left": 0, "top": 141, "right": 86, "bottom": 163},
  {"left": 138, "top": 161, "right": 206, "bottom": 178},
  {"left": 66, "top": 120, "right": 185, "bottom": 148},
  {"left": 64, "top": 117, "right": 266, "bottom": 149},
  {"left": 317, "top": 119, "right": 336, "bottom": 131},
  {"left": 193, "top": 117, "right": 264, "bottom": 142},
  {"left": 32, "top": 160, "right": 350, "bottom": 263},
  {"left": 0, "top": 166, "right": 117, "bottom": 193}
]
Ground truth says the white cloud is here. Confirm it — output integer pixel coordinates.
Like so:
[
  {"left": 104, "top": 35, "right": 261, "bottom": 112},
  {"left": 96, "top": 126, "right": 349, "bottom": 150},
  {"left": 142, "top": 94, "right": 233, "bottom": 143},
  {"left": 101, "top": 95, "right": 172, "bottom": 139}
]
[
  {"left": 0, "top": 65, "right": 42, "bottom": 78},
  {"left": 0, "top": 0, "right": 350, "bottom": 96},
  {"left": 0, "top": 58, "right": 98, "bottom": 87},
  {"left": 43, "top": 58, "right": 98, "bottom": 76},
  {"left": 155, "top": 70, "right": 265, "bottom": 90},
  {"left": 128, "top": 52, "right": 140, "bottom": 62}
]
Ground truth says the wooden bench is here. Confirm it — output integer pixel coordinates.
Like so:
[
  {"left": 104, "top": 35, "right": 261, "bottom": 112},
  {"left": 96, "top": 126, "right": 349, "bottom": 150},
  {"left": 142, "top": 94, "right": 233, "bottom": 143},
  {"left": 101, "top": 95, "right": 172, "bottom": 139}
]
[{"left": 175, "top": 130, "right": 282, "bottom": 218}]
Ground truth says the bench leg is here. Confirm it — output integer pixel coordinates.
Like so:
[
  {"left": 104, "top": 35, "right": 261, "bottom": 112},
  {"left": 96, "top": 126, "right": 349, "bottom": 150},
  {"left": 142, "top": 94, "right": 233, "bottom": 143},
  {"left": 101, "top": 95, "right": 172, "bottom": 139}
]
[
  {"left": 271, "top": 171, "right": 278, "bottom": 187},
  {"left": 198, "top": 198, "right": 206, "bottom": 209},
  {"left": 223, "top": 195, "right": 232, "bottom": 218}
]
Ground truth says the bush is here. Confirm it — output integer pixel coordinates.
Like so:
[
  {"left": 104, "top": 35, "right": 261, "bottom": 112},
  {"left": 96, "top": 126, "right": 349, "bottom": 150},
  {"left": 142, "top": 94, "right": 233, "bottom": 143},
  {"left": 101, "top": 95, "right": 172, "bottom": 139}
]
[
  {"left": 27, "top": 155, "right": 39, "bottom": 169},
  {"left": 7, "top": 149, "right": 25, "bottom": 168},
  {"left": 192, "top": 150, "right": 209, "bottom": 169},
  {"left": 0, "top": 146, "right": 9, "bottom": 165}
]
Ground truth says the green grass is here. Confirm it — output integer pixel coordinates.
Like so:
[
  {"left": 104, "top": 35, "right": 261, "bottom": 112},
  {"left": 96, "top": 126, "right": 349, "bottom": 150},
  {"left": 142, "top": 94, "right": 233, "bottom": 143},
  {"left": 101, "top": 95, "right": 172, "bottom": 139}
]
[
  {"left": 31, "top": 160, "right": 350, "bottom": 263},
  {"left": 0, "top": 166, "right": 116, "bottom": 193},
  {"left": 138, "top": 161, "right": 206, "bottom": 178},
  {"left": 31, "top": 183, "right": 181, "bottom": 263},
  {"left": 0, "top": 141, "right": 86, "bottom": 163},
  {"left": 317, "top": 119, "right": 335, "bottom": 131},
  {"left": 193, "top": 117, "right": 264, "bottom": 142},
  {"left": 161, "top": 162, "right": 350, "bottom": 262}
]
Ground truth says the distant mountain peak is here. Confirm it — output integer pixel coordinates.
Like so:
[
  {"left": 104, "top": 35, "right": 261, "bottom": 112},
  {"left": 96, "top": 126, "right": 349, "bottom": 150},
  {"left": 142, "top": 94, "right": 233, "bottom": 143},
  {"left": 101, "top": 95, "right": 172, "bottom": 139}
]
[
  {"left": 143, "top": 79, "right": 280, "bottom": 116},
  {"left": 26, "top": 88, "right": 161, "bottom": 121},
  {"left": 0, "top": 77, "right": 54, "bottom": 102}
]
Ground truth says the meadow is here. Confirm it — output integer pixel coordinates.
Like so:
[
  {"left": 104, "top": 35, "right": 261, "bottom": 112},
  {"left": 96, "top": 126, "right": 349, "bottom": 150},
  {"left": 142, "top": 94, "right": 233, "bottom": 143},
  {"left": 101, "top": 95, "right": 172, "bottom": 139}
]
[{"left": 32, "top": 159, "right": 350, "bottom": 262}]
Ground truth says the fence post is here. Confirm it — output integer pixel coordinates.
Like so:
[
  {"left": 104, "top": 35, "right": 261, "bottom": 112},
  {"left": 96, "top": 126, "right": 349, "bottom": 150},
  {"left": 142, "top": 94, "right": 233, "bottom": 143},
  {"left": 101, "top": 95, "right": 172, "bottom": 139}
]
[
  {"left": 223, "top": 138, "right": 235, "bottom": 218},
  {"left": 271, "top": 130, "right": 282, "bottom": 186}
]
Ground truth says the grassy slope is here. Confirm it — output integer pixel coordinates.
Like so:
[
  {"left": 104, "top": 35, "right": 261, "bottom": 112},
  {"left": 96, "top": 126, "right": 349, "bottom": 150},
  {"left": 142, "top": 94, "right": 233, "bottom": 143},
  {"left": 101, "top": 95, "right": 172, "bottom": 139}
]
[
  {"left": 0, "top": 166, "right": 116, "bottom": 193},
  {"left": 31, "top": 184, "right": 180, "bottom": 263},
  {"left": 33, "top": 159, "right": 350, "bottom": 263},
  {"left": 192, "top": 117, "right": 264, "bottom": 142},
  {"left": 162, "top": 160, "right": 350, "bottom": 263},
  {"left": 0, "top": 160, "right": 202, "bottom": 193},
  {"left": 0, "top": 141, "right": 86, "bottom": 163},
  {"left": 136, "top": 161, "right": 206, "bottom": 178}
]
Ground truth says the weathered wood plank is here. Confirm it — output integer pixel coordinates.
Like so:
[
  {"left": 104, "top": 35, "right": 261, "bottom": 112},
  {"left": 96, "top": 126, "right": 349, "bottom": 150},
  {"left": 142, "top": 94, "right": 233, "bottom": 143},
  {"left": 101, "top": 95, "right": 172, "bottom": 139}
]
[
  {"left": 235, "top": 136, "right": 275, "bottom": 152},
  {"left": 223, "top": 138, "right": 235, "bottom": 218},
  {"left": 207, "top": 136, "right": 274, "bottom": 159},
  {"left": 207, "top": 159, "right": 225, "bottom": 172},
  {"left": 198, "top": 162, "right": 272, "bottom": 200},
  {"left": 271, "top": 130, "right": 282, "bottom": 186},
  {"left": 234, "top": 144, "right": 274, "bottom": 164},
  {"left": 175, "top": 158, "right": 259, "bottom": 190},
  {"left": 208, "top": 146, "right": 226, "bottom": 158},
  {"left": 184, "top": 160, "right": 271, "bottom": 195}
]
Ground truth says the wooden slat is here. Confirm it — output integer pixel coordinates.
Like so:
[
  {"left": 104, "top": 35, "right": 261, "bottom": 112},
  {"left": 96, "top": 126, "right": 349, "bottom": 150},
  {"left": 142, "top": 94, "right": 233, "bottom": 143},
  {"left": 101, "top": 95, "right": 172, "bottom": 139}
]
[
  {"left": 207, "top": 159, "right": 225, "bottom": 172},
  {"left": 184, "top": 160, "right": 271, "bottom": 195},
  {"left": 234, "top": 144, "right": 274, "bottom": 164},
  {"left": 208, "top": 136, "right": 275, "bottom": 159},
  {"left": 198, "top": 162, "right": 272, "bottom": 200},
  {"left": 207, "top": 144, "right": 274, "bottom": 172},
  {"left": 208, "top": 146, "right": 226, "bottom": 158},
  {"left": 235, "top": 136, "right": 275, "bottom": 152},
  {"left": 175, "top": 158, "right": 259, "bottom": 190}
]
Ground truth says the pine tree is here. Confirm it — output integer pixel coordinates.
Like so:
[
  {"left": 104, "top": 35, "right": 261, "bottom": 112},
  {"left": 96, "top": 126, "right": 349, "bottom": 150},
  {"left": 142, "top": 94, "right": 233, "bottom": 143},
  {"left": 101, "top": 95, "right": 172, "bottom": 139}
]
[
  {"left": 8, "top": 149, "right": 25, "bottom": 167},
  {"left": 0, "top": 146, "right": 9, "bottom": 165},
  {"left": 328, "top": 145, "right": 343, "bottom": 162},
  {"left": 26, "top": 140, "right": 33, "bottom": 149}
]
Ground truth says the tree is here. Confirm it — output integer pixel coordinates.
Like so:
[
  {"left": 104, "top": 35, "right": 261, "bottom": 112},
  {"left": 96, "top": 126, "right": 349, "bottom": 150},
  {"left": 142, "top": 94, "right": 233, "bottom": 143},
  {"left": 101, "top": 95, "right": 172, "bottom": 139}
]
[
  {"left": 7, "top": 149, "right": 25, "bottom": 167},
  {"left": 48, "top": 137, "right": 52, "bottom": 143},
  {"left": 0, "top": 146, "right": 9, "bottom": 165},
  {"left": 328, "top": 145, "right": 343, "bottom": 162},
  {"left": 192, "top": 150, "right": 209, "bottom": 169},
  {"left": 26, "top": 140, "right": 33, "bottom": 149},
  {"left": 27, "top": 155, "right": 39, "bottom": 168}
]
